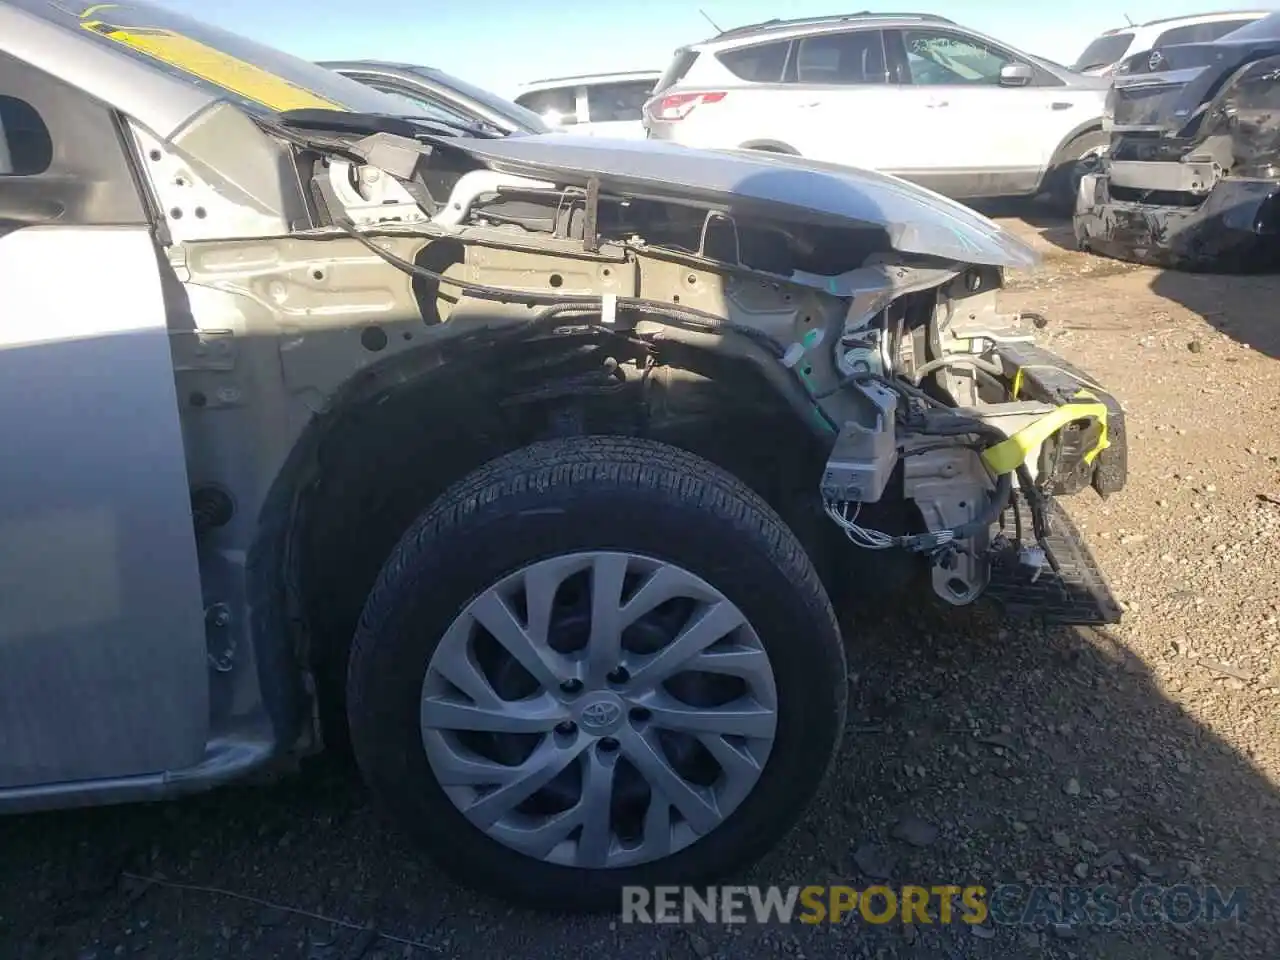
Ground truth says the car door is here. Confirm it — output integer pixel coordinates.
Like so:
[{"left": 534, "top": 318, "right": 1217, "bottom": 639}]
[
  {"left": 883, "top": 27, "right": 1081, "bottom": 197},
  {"left": 582, "top": 79, "right": 657, "bottom": 139},
  {"left": 783, "top": 29, "right": 904, "bottom": 171},
  {"left": 0, "top": 52, "right": 209, "bottom": 792}
]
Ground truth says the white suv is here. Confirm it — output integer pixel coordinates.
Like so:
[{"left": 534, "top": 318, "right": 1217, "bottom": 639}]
[
  {"left": 514, "top": 71, "right": 661, "bottom": 139},
  {"left": 644, "top": 13, "right": 1112, "bottom": 206},
  {"left": 1070, "top": 11, "right": 1270, "bottom": 77}
]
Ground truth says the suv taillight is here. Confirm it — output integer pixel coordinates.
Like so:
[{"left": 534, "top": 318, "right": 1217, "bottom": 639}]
[{"left": 647, "top": 91, "right": 726, "bottom": 121}]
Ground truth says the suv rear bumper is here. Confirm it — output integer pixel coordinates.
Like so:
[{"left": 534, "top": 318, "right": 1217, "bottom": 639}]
[{"left": 1074, "top": 163, "right": 1280, "bottom": 269}]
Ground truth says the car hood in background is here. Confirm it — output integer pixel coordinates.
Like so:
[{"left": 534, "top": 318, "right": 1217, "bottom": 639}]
[{"left": 443, "top": 135, "right": 1038, "bottom": 269}]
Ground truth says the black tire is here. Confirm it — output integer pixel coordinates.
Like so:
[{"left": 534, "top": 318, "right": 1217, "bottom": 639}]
[
  {"left": 1044, "top": 129, "right": 1109, "bottom": 214},
  {"left": 346, "top": 435, "right": 848, "bottom": 911}
]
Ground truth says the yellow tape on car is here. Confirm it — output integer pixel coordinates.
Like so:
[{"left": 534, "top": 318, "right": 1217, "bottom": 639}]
[
  {"left": 981, "top": 390, "right": 1110, "bottom": 476},
  {"left": 80, "top": 21, "right": 346, "bottom": 113}
]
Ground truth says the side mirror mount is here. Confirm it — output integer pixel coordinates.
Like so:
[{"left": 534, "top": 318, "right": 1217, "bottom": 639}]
[{"left": 999, "top": 63, "right": 1034, "bottom": 87}]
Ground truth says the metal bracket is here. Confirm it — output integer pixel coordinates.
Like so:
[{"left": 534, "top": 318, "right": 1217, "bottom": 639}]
[
  {"left": 583, "top": 176, "right": 601, "bottom": 254},
  {"left": 204, "top": 602, "right": 236, "bottom": 673}
]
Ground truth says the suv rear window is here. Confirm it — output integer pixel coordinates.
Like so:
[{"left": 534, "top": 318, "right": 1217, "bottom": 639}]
[
  {"left": 1071, "top": 33, "right": 1133, "bottom": 71},
  {"left": 1218, "top": 12, "right": 1280, "bottom": 41},
  {"left": 655, "top": 49, "right": 700, "bottom": 93},
  {"left": 1154, "top": 20, "right": 1256, "bottom": 47},
  {"left": 586, "top": 80, "right": 655, "bottom": 122},
  {"left": 515, "top": 87, "right": 577, "bottom": 123},
  {"left": 716, "top": 41, "right": 790, "bottom": 82}
]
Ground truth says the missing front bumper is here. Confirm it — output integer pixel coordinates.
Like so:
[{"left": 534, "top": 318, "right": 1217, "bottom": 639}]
[
  {"left": 985, "top": 344, "right": 1126, "bottom": 625},
  {"left": 1074, "top": 168, "right": 1280, "bottom": 270},
  {"left": 986, "top": 492, "right": 1124, "bottom": 625}
]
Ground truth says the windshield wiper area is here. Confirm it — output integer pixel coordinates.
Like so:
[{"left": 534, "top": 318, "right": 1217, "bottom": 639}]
[{"left": 277, "top": 108, "right": 503, "bottom": 140}]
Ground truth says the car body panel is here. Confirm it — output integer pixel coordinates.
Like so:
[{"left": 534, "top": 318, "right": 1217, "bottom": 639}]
[{"left": 0, "top": 224, "right": 211, "bottom": 790}]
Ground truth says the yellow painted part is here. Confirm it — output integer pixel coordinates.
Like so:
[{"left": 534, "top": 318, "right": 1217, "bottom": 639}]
[
  {"left": 80, "top": 22, "right": 346, "bottom": 114},
  {"left": 982, "top": 389, "right": 1111, "bottom": 476}
]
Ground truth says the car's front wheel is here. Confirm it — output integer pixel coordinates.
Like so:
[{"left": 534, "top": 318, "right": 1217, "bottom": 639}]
[{"left": 346, "top": 436, "right": 848, "bottom": 910}]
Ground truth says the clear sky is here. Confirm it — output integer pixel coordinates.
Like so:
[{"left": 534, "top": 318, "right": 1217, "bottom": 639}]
[{"left": 152, "top": 0, "right": 1280, "bottom": 97}]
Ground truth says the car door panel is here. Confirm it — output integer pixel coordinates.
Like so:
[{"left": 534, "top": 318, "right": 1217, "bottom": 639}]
[
  {"left": 785, "top": 30, "right": 902, "bottom": 170},
  {"left": 0, "top": 55, "right": 209, "bottom": 790},
  {"left": 884, "top": 28, "right": 1080, "bottom": 194}
]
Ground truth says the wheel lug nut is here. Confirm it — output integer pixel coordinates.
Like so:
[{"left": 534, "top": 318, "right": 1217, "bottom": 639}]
[
  {"left": 560, "top": 678, "right": 583, "bottom": 695},
  {"left": 606, "top": 668, "right": 630, "bottom": 685},
  {"left": 629, "top": 707, "right": 651, "bottom": 724},
  {"left": 598, "top": 737, "right": 620, "bottom": 753},
  {"left": 555, "top": 720, "right": 577, "bottom": 736}
]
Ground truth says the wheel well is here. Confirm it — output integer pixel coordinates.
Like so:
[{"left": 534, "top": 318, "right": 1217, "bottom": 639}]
[
  {"left": 1037, "top": 123, "right": 1107, "bottom": 195},
  {"left": 1047, "top": 123, "right": 1105, "bottom": 168},
  {"left": 287, "top": 332, "right": 838, "bottom": 738}
]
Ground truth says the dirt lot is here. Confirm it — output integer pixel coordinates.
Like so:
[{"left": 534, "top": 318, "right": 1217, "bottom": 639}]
[{"left": 2, "top": 210, "right": 1278, "bottom": 960}]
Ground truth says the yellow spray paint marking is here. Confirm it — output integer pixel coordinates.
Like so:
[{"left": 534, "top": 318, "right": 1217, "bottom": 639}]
[
  {"left": 79, "top": 21, "right": 346, "bottom": 114},
  {"left": 981, "top": 390, "right": 1111, "bottom": 476}
]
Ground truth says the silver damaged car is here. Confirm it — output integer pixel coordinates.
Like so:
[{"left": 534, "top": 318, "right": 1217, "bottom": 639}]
[{"left": 0, "top": 0, "right": 1128, "bottom": 910}]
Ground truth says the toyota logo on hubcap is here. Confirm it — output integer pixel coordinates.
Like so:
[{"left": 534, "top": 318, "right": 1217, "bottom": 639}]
[{"left": 580, "top": 699, "right": 622, "bottom": 730}]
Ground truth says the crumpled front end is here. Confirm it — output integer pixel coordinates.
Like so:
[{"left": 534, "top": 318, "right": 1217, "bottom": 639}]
[
  {"left": 188, "top": 110, "right": 1128, "bottom": 625},
  {"left": 1076, "top": 55, "right": 1280, "bottom": 270}
]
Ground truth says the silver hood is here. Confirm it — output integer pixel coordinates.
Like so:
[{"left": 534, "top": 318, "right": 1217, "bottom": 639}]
[{"left": 443, "top": 134, "right": 1039, "bottom": 270}]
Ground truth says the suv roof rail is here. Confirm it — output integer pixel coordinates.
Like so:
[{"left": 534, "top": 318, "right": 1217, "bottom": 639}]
[
  {"left": 1137, "top": 10, "right": 1270, "bottom": 29},
  {"left": 715, "top": 10, "right": 953, "bottom": 38},
  {"left": 521, "top": 70, "right": 661, "bottom": 87}
]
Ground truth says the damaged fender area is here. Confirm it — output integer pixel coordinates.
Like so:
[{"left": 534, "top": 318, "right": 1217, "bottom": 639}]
[{"left": 154, "top": 109, "right": 1128, "bottom": 759}]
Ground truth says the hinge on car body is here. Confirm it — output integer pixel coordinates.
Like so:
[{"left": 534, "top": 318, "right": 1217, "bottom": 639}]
[
  {"left": 583, "top": 176, "right": 601, "bottom": 254},
  {"left": 166, "top": 244, "right": 189, "bottom": 279}
]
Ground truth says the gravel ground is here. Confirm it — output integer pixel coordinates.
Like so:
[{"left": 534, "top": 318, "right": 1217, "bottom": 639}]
[{"left": 3, "top": 209, "right": 1278, "bottom": 959}]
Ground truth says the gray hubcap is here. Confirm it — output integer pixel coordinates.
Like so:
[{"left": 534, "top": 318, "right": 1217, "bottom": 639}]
[{"left": 419, "top": 551, "right": 777, "bottom": 869}]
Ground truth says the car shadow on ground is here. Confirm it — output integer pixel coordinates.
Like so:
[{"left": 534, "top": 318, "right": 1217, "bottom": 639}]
[
  {"left": 970, "top": 198, "right": 1079, "bottom": 256},
  {"left": 1148, "top": 270, "right": 1280, "bottom": 362},
  {"left": 972, "top": 195, "right": 1280, "bottom": 361},
  {"left": 1, "top": 602, "right": 1276, "bottom": 959}
]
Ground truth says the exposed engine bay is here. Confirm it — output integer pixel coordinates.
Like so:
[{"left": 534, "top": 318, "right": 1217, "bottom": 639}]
[{"left": 158, "top": 106, "right": 1128, "bottom": 623}]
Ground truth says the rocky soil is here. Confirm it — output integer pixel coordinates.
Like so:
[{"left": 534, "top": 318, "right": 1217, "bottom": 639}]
[{"left": 2, "top": 209, "right": 1277, "bottom": 960}]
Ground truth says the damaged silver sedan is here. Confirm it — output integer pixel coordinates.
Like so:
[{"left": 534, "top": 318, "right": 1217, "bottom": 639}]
[
  {"left": 0, "top": 0, "right": 1127, "bottom": 910},
  {"left": 1076, "top": 12, "right": 1280, "bottom": 270}
]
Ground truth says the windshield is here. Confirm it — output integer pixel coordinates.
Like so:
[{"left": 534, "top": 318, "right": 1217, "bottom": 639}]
[
  {"left": 408, "top": 66, "right": 549, "bottom": 131},
  {"left": 1218, "top": 11, "right": 1280, "bottom": 41},
  {"left": 359, "top": 85, "right": 487, "bottom": 128},
  {"left": 17, "top": 0, "right": 443, "bottom": 119},
  {"left": 1071, "top": 32, "right": 1133, "bottom": 71}
]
